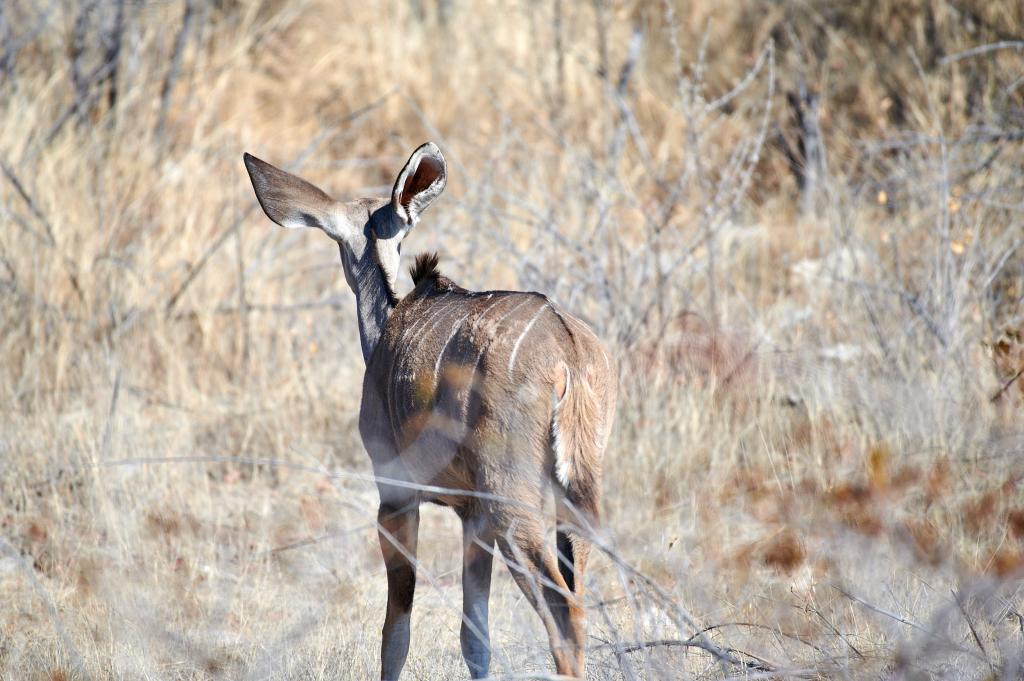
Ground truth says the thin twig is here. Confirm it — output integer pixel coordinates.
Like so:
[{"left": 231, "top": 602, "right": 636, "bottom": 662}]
[
  {"left": 990, "top": 367, "right": 1024, "bottom": 404},
  {"left": 70, "top": 0, "right": 97, "bottom": 124},
  {"left": 940, "top": 41, "right": 1024, "bottom": 65},
  {"left": 157, "top": 0, "right": 195, "bottom": 137},
  {"left": 605, "top": 638, "right": 780, "bottom": 674},
  {"left": 203, "top": 297, "right": 346, "bottom": 316},
  {"left": 0, "top": 0, "right": 13, "bottom": 77},
  {"left": 163, "top": 204, "right": 257, "bottom": 315},
  {"left": 44, "top": 58, "right": 117, "bottom": 145},
  {"left": 100, "top": 370, "right": 122, "bottom": 457},
  {"left": 832, "top": 584, "right": 928, "bottom": 632},
  {"left": 234, "top": 223, "right": 250, "bottom": 368},
  {"left": 103, "top": 0, "right": 126, "bottom": 113},
  {"left": 952, "top": 589, "right": 995, "bottom": 674},
  {"left": 799, "top": 602, "right": 865, "bottom": 660},
  {"left": 0, "top": 157, "right": 56, "bottom": 244},
  {"left": 3, "top": 206, "right": 52, "bottom": 247}
]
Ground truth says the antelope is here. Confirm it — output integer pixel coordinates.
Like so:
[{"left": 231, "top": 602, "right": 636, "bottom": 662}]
[{"left": 243, "top": 143, "right": 616, "bottom": 679}]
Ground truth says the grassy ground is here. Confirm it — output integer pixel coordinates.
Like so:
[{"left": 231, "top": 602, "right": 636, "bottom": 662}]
[{"left": 2, "top": 1, "right": 1023, "bottom": 679}]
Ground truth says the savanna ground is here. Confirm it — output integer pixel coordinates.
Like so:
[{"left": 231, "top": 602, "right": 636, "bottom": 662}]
[{"left": 1, "top": 1, "right": 1023, "bottom": 679}]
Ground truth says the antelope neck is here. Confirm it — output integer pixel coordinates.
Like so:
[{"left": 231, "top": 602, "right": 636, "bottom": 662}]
[{"left": 344, "top": 232, "right": 402, "bottom": 364}]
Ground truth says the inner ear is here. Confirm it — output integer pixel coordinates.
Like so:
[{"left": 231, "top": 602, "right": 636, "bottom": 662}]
[
  {"left": 401, "top": 156, "right": 444, "bottom": 211},
  {"left": 392, "top": 143, "right": 447, "bottom": 225}
]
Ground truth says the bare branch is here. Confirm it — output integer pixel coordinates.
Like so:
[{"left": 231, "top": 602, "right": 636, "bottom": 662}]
[
  {"left": 940, "top": 40, "right": 1024, "bottom": 65},
  {"left": 157, "top": 0, "right": 195, "bottom": 137},
  {"left": 0, "top": 157, "right": 55, "bottom": 245},
  {"left": 832, "top": 584, "right": 928, "bottom": 632}
]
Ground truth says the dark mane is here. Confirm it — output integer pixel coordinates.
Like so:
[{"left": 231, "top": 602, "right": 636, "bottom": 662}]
[{"left": 409, "top": 252, "right": 442, "bottom": 285}]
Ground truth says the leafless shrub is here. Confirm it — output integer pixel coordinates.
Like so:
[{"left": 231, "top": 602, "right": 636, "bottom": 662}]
[{"left": 1, "top": 1, "right": 1022, "bottom": 679}]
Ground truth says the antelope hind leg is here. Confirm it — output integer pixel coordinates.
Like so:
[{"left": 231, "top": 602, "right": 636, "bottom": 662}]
[{"left": 496, "top": 516, "right": 586, "bottom": 678}]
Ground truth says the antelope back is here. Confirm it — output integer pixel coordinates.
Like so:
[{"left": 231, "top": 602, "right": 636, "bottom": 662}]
[{"left": 361, "top": 262, "right": 615, "bottom": 511}]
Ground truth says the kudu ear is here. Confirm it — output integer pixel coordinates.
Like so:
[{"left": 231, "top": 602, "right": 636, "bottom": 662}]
[
  {"left": 243, "top": 153, "right": 337, "bottom": 233},
  {"left": 391, "top": 142, "right": 447, "bottom": 226}
]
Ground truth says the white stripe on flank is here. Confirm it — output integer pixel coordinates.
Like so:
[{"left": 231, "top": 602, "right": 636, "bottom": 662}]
[
  {"left": 458, "top": 297, "right": 535, "bottom": 419},
  {"left": 389, "top": 298, "right": 434, "bottom": 419},
  {"left": 399, "top": 298, "right": 426, "bottom": 343},
  {"left": 394, "top": 295, "right": 450, "bottom": 389},
  {"left": 433, "top": 311, "right": 473, "bottom": 390},
  {"left": 486, "top": 298, "right": 536, "bottom": 347},
  {"left": 507, "top": 303, "right": 548, "bottom": 377},
  {"left": 390, "top": 296, "right": 441, "bottom": 406},
  {"left": 414, "top": 297, "right": 460, "bottom": 350},
  {"left": 390, "top": 293, "right": 456, "bottom": 431},
  {"left": 421, "top": 292, "right": 453, "bottom": 324},
  {"left": 413, "top": 292, "right": 458, "bottom": 348}
]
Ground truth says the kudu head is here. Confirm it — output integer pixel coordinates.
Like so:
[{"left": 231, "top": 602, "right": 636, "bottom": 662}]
[
  {"left": 243, "top": 142, "right": 447, "bottom": 297},
  {"left": 243, "top": 143, "right": 447, "bottom": 359}
]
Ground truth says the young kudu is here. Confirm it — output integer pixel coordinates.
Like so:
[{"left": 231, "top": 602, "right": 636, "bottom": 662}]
[{"left": 243, "top": 143, "right": 616, "bottom": 679}]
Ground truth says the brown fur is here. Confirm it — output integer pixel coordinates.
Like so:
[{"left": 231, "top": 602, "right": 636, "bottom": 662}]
[
  {"left": 554, "top": 362, "right": 607, "bottom": 519},
  {"left": 362, "top": 276, "right": 616, "bottom": 678},
  {"left": 245, "top": 144, "right": 616, "bottom": 680}
]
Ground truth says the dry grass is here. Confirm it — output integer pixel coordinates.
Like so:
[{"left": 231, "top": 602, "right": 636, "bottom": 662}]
[{"left": 2, "top": 1, "right": 1023, "bottom": 679}]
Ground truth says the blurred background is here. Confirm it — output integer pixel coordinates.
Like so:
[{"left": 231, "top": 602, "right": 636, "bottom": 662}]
[{"left": 1, "top": 1, "right": 1023, "bottom": 678}]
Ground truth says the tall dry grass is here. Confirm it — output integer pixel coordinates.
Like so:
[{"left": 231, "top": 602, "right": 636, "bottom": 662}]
[{"left": 1, "top": 1, "right": 1023, "bottom": 679}]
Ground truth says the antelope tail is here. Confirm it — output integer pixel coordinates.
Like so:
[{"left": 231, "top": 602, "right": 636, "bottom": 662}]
[{"left": 551, "top": 363, "right": 604, "bottom": 520}]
